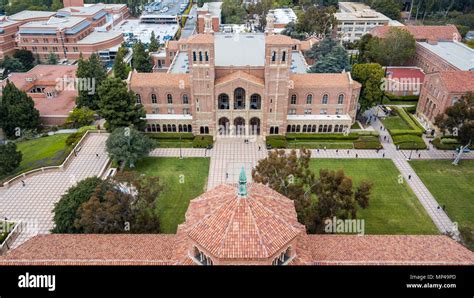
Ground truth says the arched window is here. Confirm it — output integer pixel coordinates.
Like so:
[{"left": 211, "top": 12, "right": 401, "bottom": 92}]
[
  {"left": 312, "top": 125, "right": 317, "bottom": 133},
  {"left": 234, "top": 88, "right": 245, "bottom": 110},
  {"left": 274, "top": 126, "right": 279, "bottom": 134},
  {"left": 151, "top": 93, "right": 157, "bottom": 104},
  {"left": 334, "top": 124, "right": 339, "bottom": 133},
  {"left": 290, "top": 94, "right": 297, "bottom": 105},
  {"left": 200, "top": 126, "right": 204, "bottom": 134},
  {"left": 306, "top": 94, "right": 313, "bottom": 104},
  {"left": 172, "top": 124, "right": 177, "bottom": 132},
  {"left": 302, "top": 125, "right": 307, "bottom": 133},
  {"left": 163, "top": 124, "right": 168, "bottom": 132},
  {"left": 188, "top": 124, "right": 192, "bottom": 132},
  {"left": 204, "top": 126, "right": 209, "bottom": 134},
  {"left": 136, "top": 94, "right": 141, "bottom": 104},
  {"left": 179, "top": 124, "right": 183, "bottom": 132},
  {"left": 250, "top": 94, "right": 261, "bottom": 110},
  {"left": 286, "top": 125, "right": 291, "bottom": 133},
  {"left": 271, "top": 51, "right": 276, "bottom": 62},
  {"left": 270, "top": 127, "right": 275, "bottom": 134},
  {"left": 338, "top": 94, "right": 344, "bottom": 104},
  {"left": 218, "top": 93, "right": 229, "bottom": 109},
  {"left": 328, "top": 125, "right": 333, "bottom": 133},
  {"left": 296, "top": 125, "right": 301, "bottom": 132},
  {"left": 167, "top": 94, "right": 173, "bottom": 104},
  {"left": 281, "top": 51, "right": 286, "bottom": 62},
  {"left": 182, "top": 94, "right": 189, "bottom": 104},
  {"left": 322, "top": 94, "right": 328, "bottom": 104}
]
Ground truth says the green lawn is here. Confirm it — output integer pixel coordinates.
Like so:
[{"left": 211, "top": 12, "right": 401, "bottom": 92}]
[
  {"left": 1, "top": 134, "right": 72, "bottom": 182},
  {"left": 309, "top": 159, "right": 438, "bottom": 235},
  {"left": 382, "top": 116, "right": 412, "bottom": 130},
  {"left": 410, "top": 160, "right": 474, "bottom": 249},
  {"left": 133, "top": 157, "right": 210, "bottom": 233}
]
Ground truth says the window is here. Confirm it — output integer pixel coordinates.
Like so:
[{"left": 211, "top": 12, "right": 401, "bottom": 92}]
[
  {"left": 289, "top": 108, "right": 296, "bottom": 115},
  {"left": 205, "top": 51, "right": 209, "bottom": 62},
  {"left": 322, "top": 94, "right": 328, "bottom": 104},
  {"left": 338, "top": 94, "right": 344, "bottom": 104},
  {"left": 271, "top": 51, "right": 276, "bottom": 62},
  {"left": 167, "top": 94, "right": 173, "bottom": 104},
  {"left": 199, "top": 51, "right": 202, "bottom": 61},
  {"left": 182, "top": 94, "right": 189, "bottom": 104},
  {"left": 290, "top": 94, "right": 297, "bottom": 105},
  {"left": 282, "top": 51, "right": 286, "bottom": 62},
  {"left": 151, "top": 94, "right": 157, "bottom": 104},
  {"left": 193, "top": 51, "right": 196, "bottom": 61},
  {"left": 136, "top": 94, "right": 141, "bottom": 104},
  {"left": 306, "top": 94, "right": 313, "bottom": 104},
  {"left": 304, "top": 108, "right": 312, "bottom": 115},
  {"left": 250, "top": 94, "right": 261, "bottom": 109}
]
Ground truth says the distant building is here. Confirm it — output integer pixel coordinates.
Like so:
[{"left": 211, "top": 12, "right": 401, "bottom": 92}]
[
  {"left": 335, "top": 2, "right": 391, "bottom": 42},
  {"left": 140, "top": 0, "right": 190, "bottom": 24},
  {"left": 272, "top": 8, "right": 297, "bottom": 34},
  {"left": 0, "top": 65, "right": 78, "bottom": 125},
  {"left": 196, "top": 2, "right": 222, "bottom": 34},
  {"left": 416, "top": 71, "right": 474, "bottom": 129}
]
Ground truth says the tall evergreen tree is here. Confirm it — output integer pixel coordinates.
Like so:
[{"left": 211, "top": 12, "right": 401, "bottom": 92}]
[
  {"left": 46, "top": 52, "right": 58, "bottom": 65},
  {"left": 0, "top": 142, "right": 22, "bottom": 176},
  {"left": 132, "top": 41, "right": 153, "bottom": 73},
  {"left": 0, "top": 81, "right": 40, "bottom": 138},
  {"left": 98, "top": 77, "right": 146, "bottom": 131},
  {"left": 76, "top": 53, "right": 107, "bottom": 110},
  {"left": 13, "top": 49, "right": 35, "bottom": 71},
  {"left": 351, "top": 63, "right": 385, "bottom": 112},
  {"left": 113, "top": 45, "right": 130, "bottom": 80},
  {"left": 148, "top": 31, "right": 159, "bottom": 52}
]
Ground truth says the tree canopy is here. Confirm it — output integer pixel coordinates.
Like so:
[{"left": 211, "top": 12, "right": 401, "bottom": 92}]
[
  {"left": 369, "top": 0, "right": 402, "bottom": 20},
  {"left": 221, "top": 0, "right": 247, "bottom": 24},
  {"left": 148, "top": 31, "right": 159, "bottom": 52},
  {"left": 364, "top": 28, "right": 416, "bottom": 66},
  {"left": 113, "top": 45, "right": 130, "bottom": 80},
  {"left": 105, "top": 127, "right": 153, "bottom": 169},
  {"left": 132, "top": 41, "right": 153, "bottom": 73},
  {"left": 350, "top": 63, "right": 385, "bottom": 112},
  {"left": 13, "top": 49, "right": 36, "bottom": 71},
  {"left": 307, "top": 38, "right": 350, "bottom": 73},
  {"left": 98, "top": 77, "right": 146, "bottom": 131},
  {"left": 0, "top": 142, "right": 22, "bottom": 176},
  {"left": 0, "top": 81, "right": 40, "bottom": 138},
  {"left": 75, "top": 53, "right": 107, "bottom": 110}
]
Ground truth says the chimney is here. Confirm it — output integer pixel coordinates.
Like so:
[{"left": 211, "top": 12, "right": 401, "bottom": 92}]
[{"left": 265, "top": 11, "right": 275, "bottom": 36}]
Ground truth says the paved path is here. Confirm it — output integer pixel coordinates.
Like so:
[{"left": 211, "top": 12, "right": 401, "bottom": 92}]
[{"left": 0, "top": 133, "right": 109, "bottom": 247}]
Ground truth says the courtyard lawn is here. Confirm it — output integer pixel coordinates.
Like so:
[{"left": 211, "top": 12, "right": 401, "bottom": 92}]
[
  {"left": 133, "top": 157, "right": 210, "bottom": 233},
  {"left": 382, "top": 116, "right": 412, "bottom": 130},
  {"left": 309, "top": 159, "right": 438, "bottom": 235},
  {"left": 410, "top": 160, "right": 474, "bottom": 248},
  {"left": 1, "top": 134, "right": 72, "bottom": 182}
]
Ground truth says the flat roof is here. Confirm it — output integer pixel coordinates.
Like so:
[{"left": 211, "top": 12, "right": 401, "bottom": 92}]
[
  {"left": 198, "top": 2, "right": 222, "bottom": 17},
  {"left": 273, "top": 8, "right": 297, "bottom": 25},
  {"left": 169, "top": 52, "right": 189, "bottom": 74},
  {"left": 418, "top": 41, "right": 474, "bottom": 71},
  {"left": 287, "top": 114, "right": 352, "bottom": 121},
  {"left": 8, "top": 10, "right": 56, "bottom": 21},
  {"left": 20, "top": 16, "right": 86, "bottom": 30},
  {"left": 114, "top": 19, "right": 179, "bottom": 44},
  {"left": 142, "top": 0, "right": 189, "bottom": 17},
  {"left": 77, "top": 30, "right": 122, "bottom": 44},
  {"left": 291, "top": 51, "right": 307, "bottom": 74},
  {"left": 214, "top": 33, "right": 265, "bottom": 66},
  {"left": 335, "top": 12, "right": 391, "bottom": 22},
  {"left": 58, "top": 5, "right": 104, "bottom": 16}
]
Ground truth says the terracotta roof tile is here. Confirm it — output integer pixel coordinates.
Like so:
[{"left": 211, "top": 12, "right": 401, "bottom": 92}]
[
  {"left": 438, "top": 71, "right": 474, "bottom": 93},
  {"left": 187, "top": 34, "right": 214, "bottom": 44},
  {"left": 290, "top": 73, "right": 361, "bottom": 88},
  {"left": 371, "top": 25, "right": 461, "bottom": 42},
  {"left": 129, "top": 72, "right": 190, "bottom": 89},
  {"left": 265, "top": 34, "right": 295, "bottom": 45}
]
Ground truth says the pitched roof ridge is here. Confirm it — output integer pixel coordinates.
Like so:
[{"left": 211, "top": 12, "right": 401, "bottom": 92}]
[
  {"left": 186, "top": 192, "right": 235, "bottom": 232},
  {"left": 216, "top": 197, "right": 242, "bottom": 257},
  {"left": 245, "top": 197, "right": 270, "bottom": 257}
]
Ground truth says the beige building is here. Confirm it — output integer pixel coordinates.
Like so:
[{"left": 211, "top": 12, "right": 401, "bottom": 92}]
[{"left": 129, "top": 14, "right": 361, "bottom": 139}]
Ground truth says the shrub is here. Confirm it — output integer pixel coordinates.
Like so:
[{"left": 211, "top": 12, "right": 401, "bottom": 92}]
[
  {"left": 385, "top": 93, "right": 419, "bottom": 101},
  {"left": 192, "top": 135, "right": 213, "bottom": 148},
  {"left": 392, "top": 134, "right": 427, "bottom": 149},
  {"left": 388, "top": 129, "right": 423, "bottom": 137},
  {"left": 266, "top": 136, "right": 287, "bottom": 148},
  {"left": 65, "top": 131, "right": 85, "bottom": 147},
  {"left": 354, "top": 140, "right": 382, "bottom": 149},
  {"left": 441, "top": 138, "right": 460, "bottom": 144},
  {"left": 403, "top": 106, "right": 416, "bottom": 114},
  {"left": 286, "top": 133, "right": 359, "bottom": 140},
  {"left": 145, "top": 133, "right": 194, "bottom": 140}
]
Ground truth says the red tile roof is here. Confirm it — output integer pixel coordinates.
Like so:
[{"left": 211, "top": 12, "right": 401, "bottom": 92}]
[
  {"left": 385, "top": 67, "right": 425, "bottom": 82},
  {"left": 265, "top": 34, "right": 294, "bottom": 45},
  {"left": 437, "top": 71, "right": 474, "bottom": 93},
  {"left": 215, "top": 70, "right": 264, "bottom": 86},
  {"left": 371, "top": 25, "right": 461, "bottom": 42},
  {"left": 185, "top": 184, "right": 305, "bottom": 260},
  {"left": 291, "top": 73, "right": 361, "bottom": 89},
  {"left": 296, "top": 235, "right": 474, "bottom": 265}
]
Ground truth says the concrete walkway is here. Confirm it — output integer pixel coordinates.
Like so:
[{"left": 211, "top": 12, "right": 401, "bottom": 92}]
[{"left": 0, "top": 133, "right": 109, "bottom": 248}]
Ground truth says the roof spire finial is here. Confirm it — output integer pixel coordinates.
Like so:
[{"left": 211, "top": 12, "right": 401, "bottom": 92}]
[{"left": 238, "top": 166, "right": 247, "bottom": 197}]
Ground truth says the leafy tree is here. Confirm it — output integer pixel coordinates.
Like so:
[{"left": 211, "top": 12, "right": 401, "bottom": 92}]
[
  {"left": 221, "top": 0, "right": 247, "bottom": 24},
  {"left": 252, "top": 149, "right": 315, "bottom": 221},
  {"left": 52, "top": 177, "right": 102, "bottom": 233},
  {"left": 113, "top": 45, "right": 130, "bottom": 80},
  {"left": 281, "top": 22, "right": 307, "bottom": 40},
  {"left": 367, "top": 28, "right": 416, "bottom": 66},
  {"left": 76, "top": 53, "right": 107, "bottom": 110},
  {"left": 13, "top": 49, "right": 35, "bottom": 71},
  {"left": 0, "top": 142, "right": 22, "bottom": 176},
  {"left": 351, "top": 63, "right": 385, "bottom": 112},
  {"left": 435, "top": 92, "right": 474, "bottom": 147},
  {"left": 132, "top": 41, "right": 153, "bottom": 73},
  {"left": 74, "top": 179, "right": 135, "bottom": 233},
  {"left": 0, "top": 56, "right": 25, "bottom": 79},
  {"left": 0, "top": 82, "right": 40, "bottom": 138},
  {"left": 98, "top": 77, "right": 146, "bottom": 131},
  {"left": 50, "top": 0, "right": 63, "bottom": 11},
  {"left": 295, "top": 6, "right": 336, "bottom": 36},
  {"left": 46, "top": 52, "right": 58, "bottom": 65},
  {"left": 306, "top": 38, "right": 339, "bottom": 60},
  {"left": 356, "top": 34, "right": 373, "bottom": 63},
  {"left": 306, "top": 169, "right": 372, "bottom": 233},
  {"left": 370, "top": 0, "right": 402, "bottom": 20},
  {"left": 148, "top": 31, "right": 159, "bottom": 52},
  {"left": 106, "top": 127, "right": 153, "bottom": 169},
  {"left": 66, "top": 107, "right": 95, "bottom": 128},
  {"left": 308, "top": 46, "right": 350, "bottom": 73}
]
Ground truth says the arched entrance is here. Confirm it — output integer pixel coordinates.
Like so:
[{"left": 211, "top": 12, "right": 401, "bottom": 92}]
[
  {"left": 234, "top": 117, "right": 245, "bottom": 135},
  {"left": 218, "top": 117, "right": 230, "bottom": 135},
  {"left": 249, "top": 117, "right": 260, "bottom": 135}
]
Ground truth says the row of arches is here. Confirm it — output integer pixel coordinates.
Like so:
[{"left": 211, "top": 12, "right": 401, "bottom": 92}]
[
  {"left": 218, "top": 88, "right": 261, "bottom": 110},
  {"left": 146, "top": 124, "right": 192, "bottom": 133},
  {"left": 136, "top": 93, "right": 189, "bottom": 105},
  {"left": 287, "top": 124, "right": 348, "bottom": 133},
  {"left": 290, "top": 94, "right": 345, "bottom": 105},
  {"left": 218, "top": 117, "right": 261, "bottom": 135}
]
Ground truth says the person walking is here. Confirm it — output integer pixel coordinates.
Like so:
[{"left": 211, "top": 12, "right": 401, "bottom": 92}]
[
  {"left": 408, "top": 175, "right": 412, "bottom": 180},
  {"left": 382, "top": 153, "right": 385, "bottom": 158},
  {"left": 21, "top": 180, "right": 25, "bottom": 187},
  {"left": 96, "top": 153, "right": 99, "bottom": 158}
]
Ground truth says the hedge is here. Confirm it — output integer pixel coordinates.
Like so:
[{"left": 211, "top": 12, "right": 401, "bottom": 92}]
[
  {"left": 388, "top": 129, "right": 423, "bottom": 137},
  {"left": 385, "top": 93, "right": 419, "bottom": 101},
  {"left": 393, "top": 107, "right": 424, "bottom": 132},
  {"left": 192, "top": 135, "right": 213, "bottom": 148},
  {"left": 65, "top": 131, "right": 86, "bottom": 147},
  {"left": 145, "top": 133, "right": 194, "bottom": 140},
  {"left": 354, "top": 140, "right": 382, "bottom": 149},
  {"left": 266, "top": 136, "right": 288, "bottom": 148},
  {"left": 286, "top": 133, "right": 359, "bottom": 140},
  {"left": 392, "top": 134, "right": 427, "bottom": 149}
]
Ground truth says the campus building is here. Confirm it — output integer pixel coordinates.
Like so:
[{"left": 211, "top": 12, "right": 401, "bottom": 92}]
[
  {"left": 196, "top": 2, "right": 222, "bottom": 34},
  {"left": 416, "top": 71, "right": 474, "bottom": 129},
  {"left": 335, "top": 2, "right": 391, "bottom": 42},
  {"left": 0, "top": 0, "right": 127, "bottom": 62},
  {"left": 1, "top": 170, "right": 473, "bottom": 265},
  {"left": 129, "top": 14, "right": 361, "bottom": 139},
  {"left": 0, "top": 65, "right": 78, "bottom": 125}
]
